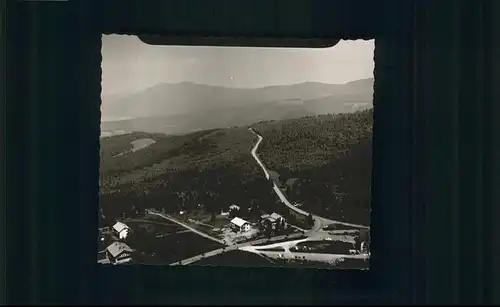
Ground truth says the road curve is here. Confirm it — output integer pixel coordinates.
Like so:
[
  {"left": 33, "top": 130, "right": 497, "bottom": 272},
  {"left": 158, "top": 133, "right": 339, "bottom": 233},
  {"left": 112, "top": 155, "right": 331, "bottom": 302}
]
[
  {"left": 146, "top": 210, "right": 225, "bottom": 244},
  {"left": 250, "top": 129, "right": 270, "bottom": 180},
  {"left": 242, "top": 237, "right": 310, "bottom": 251},
  {"left": 243, "top": 249, "right": 369, "bottom": 263},
  {"left": 248, "top": 128, "right": 369, "bottom": 231},
  {"left": 170, "top": 232, "right": 305, "bottom": 266},
  {"left": 164, "top": 127, "right": 369, "bottom": 266}
]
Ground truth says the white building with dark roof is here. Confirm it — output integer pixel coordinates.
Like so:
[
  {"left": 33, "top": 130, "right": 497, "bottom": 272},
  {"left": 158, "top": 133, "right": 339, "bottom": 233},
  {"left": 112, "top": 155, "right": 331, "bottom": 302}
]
[
  {"left": 106, "top": 241, "right": 134, "bottom": 265},
  {"left": 112, "top": 221, "right": 131, "bottom": 239},
  {"left": 230, "top": 217, "right": 251, "bottom": 232}
]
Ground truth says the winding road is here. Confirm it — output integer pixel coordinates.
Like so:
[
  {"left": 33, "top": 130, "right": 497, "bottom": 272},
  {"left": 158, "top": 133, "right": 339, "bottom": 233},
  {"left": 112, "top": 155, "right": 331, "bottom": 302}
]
[
  {"left": 249, "top": 130, "right": 270, "bottom": 180},
  {"left": 169, "top": 233, "right": 305, "bottom": 266},
  {"left": 155, "top": 128, "right": 370, "bottom": 266},
  {"left": 249, "top": 128, "right": 369, "bottom": 232},
  {"left": 240, "top": 247, "right": 369, "bottom": 263}
]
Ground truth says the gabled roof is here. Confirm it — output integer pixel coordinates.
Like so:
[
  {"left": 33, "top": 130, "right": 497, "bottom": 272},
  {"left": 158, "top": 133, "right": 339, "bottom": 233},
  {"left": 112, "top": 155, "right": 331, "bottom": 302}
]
[
  {"left": 112, "top": 222, "right": 130, "bottom": 233},
  {"left": 106, "top": 241, "right": 134, "bottom": 258},
  {"left": 230, "top": 217, "right": 249, "bottom": 227},
  {"left": 270, "top": 213, "right": 284, "bottom": 220}
]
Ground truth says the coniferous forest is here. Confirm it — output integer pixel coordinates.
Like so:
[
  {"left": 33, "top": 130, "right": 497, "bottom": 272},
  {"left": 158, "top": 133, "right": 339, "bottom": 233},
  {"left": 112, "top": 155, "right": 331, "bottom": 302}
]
[{"left": 99, "top": 109, "right": 373, "bottom": 227}]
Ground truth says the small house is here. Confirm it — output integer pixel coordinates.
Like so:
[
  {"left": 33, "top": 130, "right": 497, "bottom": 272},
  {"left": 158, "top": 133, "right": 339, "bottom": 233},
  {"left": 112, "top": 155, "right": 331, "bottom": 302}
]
[
  {"left": 230, "top": 217, "right": 251, "bottom": 232},
  {"left": 260, "top": 214, "right": 276, "bottom": 230},
  {"left": 229, "top": 204, "right": 241, "bottom": 211},
  {"left": 260, "top": 214, "right": 272, "bottom": 221},
  {"left": 261, "top": 213, "right": 285, "bottom": 223},
  {"left": 260, "top": 213, "right": 275, "bottom": 223},
  {"left": 112, "top": 221, "right": 131, "bottom": 240},
  {"left": 270, "top": 213, "right": 285, "bottom": 222},
  {"left": 106, "top": 241, "right": 134, "bottom": 265},
  {"left": 260, "top": 213, "right": 286, "bottom": 230}
]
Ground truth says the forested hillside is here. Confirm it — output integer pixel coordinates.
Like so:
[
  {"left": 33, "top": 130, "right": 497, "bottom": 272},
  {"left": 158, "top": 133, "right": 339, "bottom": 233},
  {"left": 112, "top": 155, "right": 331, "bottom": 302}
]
[
  {"left": 99, "top": 109, "right": 373, "bottom": 226},
  {"left": 253, "top": 109, "right": 373, "bottom": 225}
]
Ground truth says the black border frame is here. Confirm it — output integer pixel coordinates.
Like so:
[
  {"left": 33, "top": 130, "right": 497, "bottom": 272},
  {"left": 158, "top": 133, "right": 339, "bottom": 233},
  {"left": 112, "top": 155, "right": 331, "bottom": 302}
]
[
  {"left": 97, "top": 2, "right": 413, "bottom": 304},
  {"left": 5, "top": 0, "right": 496, "bottom": 304},
  {"left": 6, "top": 1, "right": 414, "bottom": 304}
]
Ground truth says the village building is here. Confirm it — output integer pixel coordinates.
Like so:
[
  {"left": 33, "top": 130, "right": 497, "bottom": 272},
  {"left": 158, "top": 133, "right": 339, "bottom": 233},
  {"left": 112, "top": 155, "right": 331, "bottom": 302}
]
[
  {"left": 230, "top": 217, "right": 251, "bottom": 232},
  {"left": 260, "top": 213, "right": 273, "bottom": 224},
  {"left": 105, "top": 241, "right": 134, "bottom": 265},
  {"left": 270, "top": 212, "right": 285, "bottom": 222},
  {"left": 260, "top": 212, "right": 286, "bottom": 230},
  {"left": 229, "top": 204, "right": 241, "bottom": 211},
  {"left": 112, "top": 221, "right": 131, "bottom": 240}
]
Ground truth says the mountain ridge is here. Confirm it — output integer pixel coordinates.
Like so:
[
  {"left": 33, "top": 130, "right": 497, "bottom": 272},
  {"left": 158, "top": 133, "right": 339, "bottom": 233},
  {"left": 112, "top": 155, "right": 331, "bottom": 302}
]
[{"left": 101, "top": 77, "right": 374, "bottom": 135}]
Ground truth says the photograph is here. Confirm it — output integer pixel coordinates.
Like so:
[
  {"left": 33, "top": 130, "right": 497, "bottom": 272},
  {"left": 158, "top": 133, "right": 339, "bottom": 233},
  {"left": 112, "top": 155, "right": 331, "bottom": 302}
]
[{"left": 98, "top": 34, "right": 373, "bottom": 269}]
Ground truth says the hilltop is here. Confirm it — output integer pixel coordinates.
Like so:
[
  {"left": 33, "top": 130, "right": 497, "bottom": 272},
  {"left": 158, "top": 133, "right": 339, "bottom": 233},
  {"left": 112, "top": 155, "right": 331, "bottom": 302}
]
[{"left": 100, "top": 109, "right": 373, "bottom": 226}]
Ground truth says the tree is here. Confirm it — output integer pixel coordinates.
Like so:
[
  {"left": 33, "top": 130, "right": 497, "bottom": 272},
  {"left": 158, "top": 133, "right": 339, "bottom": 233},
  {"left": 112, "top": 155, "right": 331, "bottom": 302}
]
[
  {"left": 307, "top": 213, "right": 314, "bottom": 228},
  {"left": 276, "top": 219, "right": 283, "bottom": 233},
  {"left": 354, "top": 235, "right": 362, "bottom": 251},
  {"left": 249, "top": 204, "right": 260, "bottom": 220},
  {"left": 126, "top": 226, "right": 146, "bottom": 250},
  {"left": 267, "top": 226, "right": 273, "bottom": 238},
  {"left": 99, "top": 208, "right": 106, "bottom": 220},
  {"left": 357, "top": 229, "right": 370, "bottom": 251},
  {"left": 100, "top": 109, "right": 373, "bottom": 235},
  {"left": 131, "top": 204, "right": 142, "bottom": 217},
  {"left": 228, "top": 208, "right": 240, "bottom": 218}
]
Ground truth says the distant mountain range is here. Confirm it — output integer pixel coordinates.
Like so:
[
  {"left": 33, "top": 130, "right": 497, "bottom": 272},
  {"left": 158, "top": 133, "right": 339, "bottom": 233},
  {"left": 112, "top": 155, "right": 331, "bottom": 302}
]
[{"left": 101, "top": 78, "right": 373, "bottom": 135}]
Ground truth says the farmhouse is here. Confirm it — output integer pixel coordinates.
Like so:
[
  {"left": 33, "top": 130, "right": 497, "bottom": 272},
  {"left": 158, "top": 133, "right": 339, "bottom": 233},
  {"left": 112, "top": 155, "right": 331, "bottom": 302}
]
[
  {"left": 261, "top": 212, "right": 285, "bottom": 223},
  {"left": 112, "top": 221, "right": 131, "bottom": 240},
  {"left": 260, "top": 213, "right": 286, "bottom": 229},
  {"left": 230, "top": 217, "right": 251, "bottom": 232},
  {"left": 106, "top": 241, "right": 134, "bottom": 265},
  {"left": 260, "top": 214, "right": 275, "bottom": 229}
]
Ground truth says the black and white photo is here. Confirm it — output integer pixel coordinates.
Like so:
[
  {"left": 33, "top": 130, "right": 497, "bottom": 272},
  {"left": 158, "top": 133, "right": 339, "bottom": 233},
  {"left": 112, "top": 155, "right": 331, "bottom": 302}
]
[{"left": 99, "top": 35, "right": 373, "bottom": 269}]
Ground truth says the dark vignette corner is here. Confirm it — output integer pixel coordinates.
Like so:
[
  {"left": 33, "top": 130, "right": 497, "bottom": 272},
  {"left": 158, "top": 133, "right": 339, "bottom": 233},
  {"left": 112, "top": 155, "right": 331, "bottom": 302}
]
[{"left": 2, "top": 0, "right": 430, "bottom": 305}]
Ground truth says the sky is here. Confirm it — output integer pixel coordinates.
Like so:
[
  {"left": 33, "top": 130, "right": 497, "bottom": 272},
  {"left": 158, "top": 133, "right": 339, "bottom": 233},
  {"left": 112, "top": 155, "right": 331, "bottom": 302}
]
[{"left": 101, "top": 34, "right": 374, "bottom": 97}]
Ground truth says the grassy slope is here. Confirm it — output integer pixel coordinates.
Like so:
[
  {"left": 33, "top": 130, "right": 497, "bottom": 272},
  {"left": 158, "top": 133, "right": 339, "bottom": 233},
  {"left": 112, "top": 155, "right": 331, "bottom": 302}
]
[{"left": 99, "top": 109, "right": 373, "bottom": 225}]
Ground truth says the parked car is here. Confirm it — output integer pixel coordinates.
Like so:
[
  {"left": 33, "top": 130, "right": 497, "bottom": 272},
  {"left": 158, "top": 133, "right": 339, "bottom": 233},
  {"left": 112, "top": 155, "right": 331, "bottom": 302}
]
[{"left": 323, "top": 224, "right": 336, "bottom": 231}]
